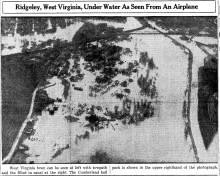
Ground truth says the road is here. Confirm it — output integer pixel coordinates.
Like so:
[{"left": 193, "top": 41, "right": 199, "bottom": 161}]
[{"left": 4, "top": 17, "right": 218, "bottom": 163}]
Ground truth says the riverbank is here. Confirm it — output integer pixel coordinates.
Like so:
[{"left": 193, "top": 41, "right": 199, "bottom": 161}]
[
  {"left": 1, "top": 55, "right": 36, "bottom": 158},
  {"left": 2, "top": 17, "right": 218, "bottom": 163}
]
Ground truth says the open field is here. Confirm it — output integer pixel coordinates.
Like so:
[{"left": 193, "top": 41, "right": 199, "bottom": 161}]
[{"left": 1, "top": 17, "right": 218, "bottom": 163}]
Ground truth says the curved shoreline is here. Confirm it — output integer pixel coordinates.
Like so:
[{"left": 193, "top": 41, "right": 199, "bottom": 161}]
[
  {"left": 2, "top": 17, "right": 217, "bottom": 163},
  {"left": 144, "top": 19, "right": 199, "bottom": 162}
]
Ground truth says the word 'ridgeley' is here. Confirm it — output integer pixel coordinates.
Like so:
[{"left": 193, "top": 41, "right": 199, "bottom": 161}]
[{"left": 16, "top": 4, "right": 41, "bottom": 11}]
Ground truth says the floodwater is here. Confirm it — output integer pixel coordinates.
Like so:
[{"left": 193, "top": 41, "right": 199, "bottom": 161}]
[
  {"left": 172, "top": 35, "right": 218, "bottom": 162},
  {"left": 1, "top": 19, "right": 84, "bottom": 56},
  {"left": 7, "top": 17, "right": 218, "bottom": 163}
]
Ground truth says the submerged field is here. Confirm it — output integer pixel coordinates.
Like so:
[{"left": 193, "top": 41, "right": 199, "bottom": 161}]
[{"left": 1, "top": 17, "right": 218, "bottom": 163}]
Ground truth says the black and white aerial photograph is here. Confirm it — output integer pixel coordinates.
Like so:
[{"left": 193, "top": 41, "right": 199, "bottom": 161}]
[{"left": 1, "top": 17, "right": 218, "bottom": 163}]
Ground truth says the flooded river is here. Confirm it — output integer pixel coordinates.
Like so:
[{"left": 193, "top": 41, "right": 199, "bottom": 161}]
[{"left": 2, "top": 17, "right": 218, "bottom": 163}]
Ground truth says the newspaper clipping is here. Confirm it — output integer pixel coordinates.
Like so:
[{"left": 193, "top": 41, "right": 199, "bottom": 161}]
[{"left": 0, "top": 0, "right": 219, "bottom": 175}]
